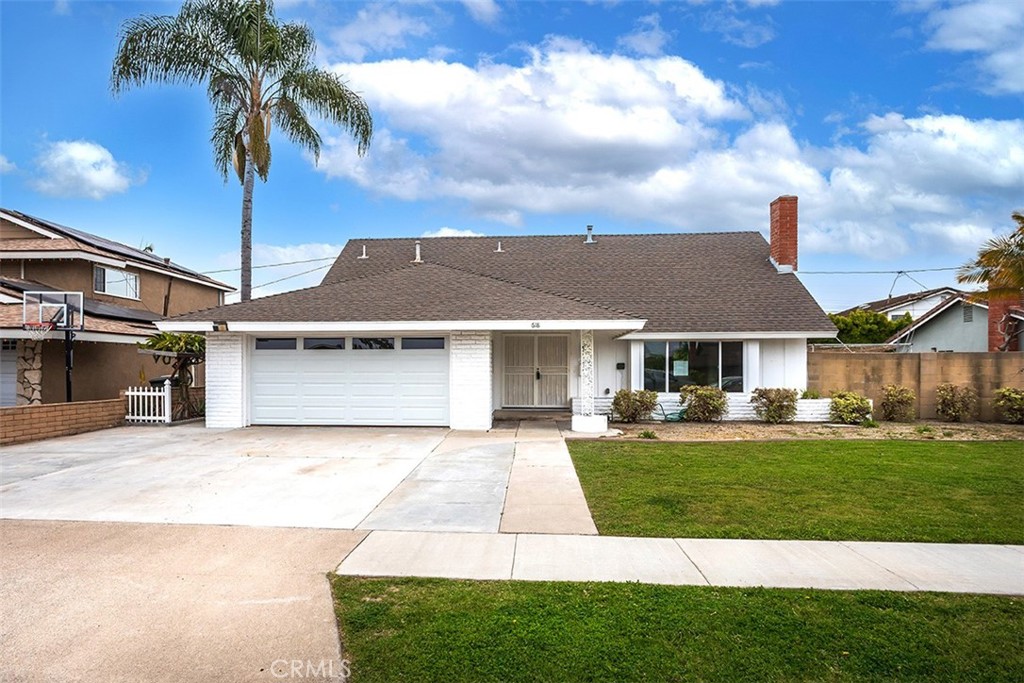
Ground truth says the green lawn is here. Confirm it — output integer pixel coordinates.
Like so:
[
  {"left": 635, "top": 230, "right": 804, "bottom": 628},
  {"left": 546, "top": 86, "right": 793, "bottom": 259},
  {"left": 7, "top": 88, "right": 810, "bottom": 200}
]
[
  {"left": 331, "top": 576, "right": 1024, "bottom": 682},
  {"left": 568, "top": 440, "right": 1024, "bottom": 543}
]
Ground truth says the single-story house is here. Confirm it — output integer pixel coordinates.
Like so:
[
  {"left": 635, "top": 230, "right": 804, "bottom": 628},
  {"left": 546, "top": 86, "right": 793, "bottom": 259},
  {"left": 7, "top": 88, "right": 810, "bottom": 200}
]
[
  {"left": 837, "top": 287, "right": 964, "bottom": 322},
  {"left": 888, "top": 291, "right": 1024, "bottom": 353},
  {"left": 161, "top": 196, "right": 837, "bottom": 432}
]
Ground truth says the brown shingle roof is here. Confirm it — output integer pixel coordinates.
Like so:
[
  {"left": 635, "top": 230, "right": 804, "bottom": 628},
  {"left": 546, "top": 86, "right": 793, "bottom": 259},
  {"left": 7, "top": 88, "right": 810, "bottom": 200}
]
[
  {"left": 173, "top": 262, "right": 637, "bottom": 323},
  {"left": 837, "top": 287, "right": 963, "bottom": 316},
  {"left": 172, "top": 230, "right": 834, "bottom": 333}
]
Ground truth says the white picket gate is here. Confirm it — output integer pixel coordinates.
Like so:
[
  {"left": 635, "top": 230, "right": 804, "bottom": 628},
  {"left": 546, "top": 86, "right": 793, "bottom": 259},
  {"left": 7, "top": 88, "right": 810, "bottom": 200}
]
[{"left": 126, "top": 379, "right": 172, "bottom": 424}]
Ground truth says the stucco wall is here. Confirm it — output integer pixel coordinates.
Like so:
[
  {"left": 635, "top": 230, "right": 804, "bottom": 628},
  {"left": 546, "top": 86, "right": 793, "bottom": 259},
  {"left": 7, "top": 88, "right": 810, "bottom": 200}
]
[
  {"left": 1, "top": 259, "right": 222, "bottom": 316},
  {"left": 41, "top": 339, "right": 148, "bottom": 403},
  {"left": 808, "top": 351, "right": 1024, "bottom": 421},
  {"left": 904, "top": 302, "right": 988, "bottom": 353}
]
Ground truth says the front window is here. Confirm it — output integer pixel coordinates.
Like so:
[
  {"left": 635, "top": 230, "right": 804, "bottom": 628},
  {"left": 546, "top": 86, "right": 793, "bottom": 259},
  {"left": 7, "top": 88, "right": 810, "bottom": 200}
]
[
  {"left": 93, "top": 265, "right": 139, "bottom": 299},
  {"left": 643, "top": 341, "right": 743, "bottom": 392}
]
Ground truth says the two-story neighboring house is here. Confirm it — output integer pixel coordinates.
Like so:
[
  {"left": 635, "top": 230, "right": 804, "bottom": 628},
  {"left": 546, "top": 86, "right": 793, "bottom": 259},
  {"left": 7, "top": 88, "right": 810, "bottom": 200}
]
[{"left": 0, "top": 208, "right": 233, "bottom": 406}]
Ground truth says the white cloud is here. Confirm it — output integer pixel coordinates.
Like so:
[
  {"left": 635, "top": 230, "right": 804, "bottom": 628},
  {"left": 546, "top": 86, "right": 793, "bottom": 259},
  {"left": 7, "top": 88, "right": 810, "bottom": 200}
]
[
  {"left": 0, "top": 154, "right": 15, "bottom": 173},
  {"left": 617, "top": 13, "right": 671, "bottom": 57},
  {"left": 217, "top": 242, "right": 343, "bottom": 301},
  {"left": 701, "top": 8, "right": 775, "bottom": 48},
  {"left": 32, "top": 140, "right": 142, "bottom": 200},
  {"left": 422, "top": 227, "right": 485, "bottom": 237},
  {"left": 327, "top": 6, "right": 431, "bottom": 61},
  {"left": 317, "top": 39, "right": 1022, "bottom": 260},
  {"left": 53, "top": 0, "right": 70, "bottom": 16},
  {"left": 916, "top": 0, "right": 1024, "bottom": 93},
  {"left": 459, "top": 0, "right": 500, "bottom": 25}
]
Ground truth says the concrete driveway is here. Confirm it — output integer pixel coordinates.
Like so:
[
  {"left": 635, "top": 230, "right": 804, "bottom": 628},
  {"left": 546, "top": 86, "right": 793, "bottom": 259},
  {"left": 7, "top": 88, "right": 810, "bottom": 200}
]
[
  {"left": 0, "top": 423, "right": 515, "bottom": 532},
  {"left": 1, "top": 520, "right": 363, "bottom": 682}
]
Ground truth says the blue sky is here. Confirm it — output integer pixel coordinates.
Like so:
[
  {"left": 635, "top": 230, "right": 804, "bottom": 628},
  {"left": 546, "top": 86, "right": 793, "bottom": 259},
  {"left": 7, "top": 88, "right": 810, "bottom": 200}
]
[{"left": 1, "top": 0, "right": 1021, "bottom": 311}]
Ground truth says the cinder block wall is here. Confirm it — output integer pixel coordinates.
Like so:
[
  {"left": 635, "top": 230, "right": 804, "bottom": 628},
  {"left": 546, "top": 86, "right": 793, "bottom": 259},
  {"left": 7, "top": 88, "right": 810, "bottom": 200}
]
[
  {"left": 0, "top": 398, "right": 124, "bottom": 445},
  {"left": 807, "top": 351, "right": 1024, "bottom": 421}
]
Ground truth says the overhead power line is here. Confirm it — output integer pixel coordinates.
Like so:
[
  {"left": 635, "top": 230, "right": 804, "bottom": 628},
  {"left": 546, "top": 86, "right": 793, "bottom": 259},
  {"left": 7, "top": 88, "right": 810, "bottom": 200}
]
[
  {"left": 252, "top": 264, "right": 333, "bottom": 290},
  {"left": 799, "top": 266, "right": 959, "bottom": 275},
  {"left": 202, "top": 256, "right": 337, "bottom": 274}
]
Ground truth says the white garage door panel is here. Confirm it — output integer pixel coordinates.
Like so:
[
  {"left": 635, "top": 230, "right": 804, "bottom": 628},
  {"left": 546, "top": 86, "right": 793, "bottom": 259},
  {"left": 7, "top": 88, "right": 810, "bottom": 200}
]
[{"left": 250, "top": 342, "right": 449, "bottom": 426}]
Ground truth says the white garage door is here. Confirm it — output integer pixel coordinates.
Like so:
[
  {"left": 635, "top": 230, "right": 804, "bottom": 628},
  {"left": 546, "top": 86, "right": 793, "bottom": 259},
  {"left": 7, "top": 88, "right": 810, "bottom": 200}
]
[{"left": 249, "top": 336, "right": 449, "bottom": 426}]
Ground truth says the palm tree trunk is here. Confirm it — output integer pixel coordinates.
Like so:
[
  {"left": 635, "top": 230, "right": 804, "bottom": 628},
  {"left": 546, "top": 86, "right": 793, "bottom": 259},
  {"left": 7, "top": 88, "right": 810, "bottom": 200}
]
[{"left": 240, "top": 155, "right": 255, "bottom": 301}]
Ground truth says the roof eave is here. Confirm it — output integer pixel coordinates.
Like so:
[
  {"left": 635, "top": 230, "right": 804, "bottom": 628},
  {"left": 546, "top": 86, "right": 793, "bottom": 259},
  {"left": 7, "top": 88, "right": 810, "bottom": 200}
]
[
  {"left": 158, "top": 319, "right": 647, "bottom": 333},
  {"left": 619, "top": 330, "right": 837, "bottom": 340}
]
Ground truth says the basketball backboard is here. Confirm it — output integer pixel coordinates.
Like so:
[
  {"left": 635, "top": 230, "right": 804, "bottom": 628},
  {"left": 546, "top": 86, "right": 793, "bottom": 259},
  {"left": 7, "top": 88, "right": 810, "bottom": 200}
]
[{"left": 22, "top": 291, "right": 85, "bottom": 331}]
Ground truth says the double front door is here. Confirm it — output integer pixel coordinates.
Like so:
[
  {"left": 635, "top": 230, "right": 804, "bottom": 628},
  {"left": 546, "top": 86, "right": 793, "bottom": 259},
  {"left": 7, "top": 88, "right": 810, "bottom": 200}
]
[{"left": 503, "top": 335, "right": 569, "bottom": 408}]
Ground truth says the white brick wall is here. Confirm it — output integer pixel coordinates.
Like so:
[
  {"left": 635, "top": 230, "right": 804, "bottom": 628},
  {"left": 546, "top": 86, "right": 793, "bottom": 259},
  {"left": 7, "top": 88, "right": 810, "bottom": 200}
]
[
  {"left": 449, "top": 331, "right": 493, "bottom": 430},
  {"left": 205, "top": 333, "right": 249, "bottom": 429},
  {"left": 575, "top": 394, "right": 835, "bottom": 422}
]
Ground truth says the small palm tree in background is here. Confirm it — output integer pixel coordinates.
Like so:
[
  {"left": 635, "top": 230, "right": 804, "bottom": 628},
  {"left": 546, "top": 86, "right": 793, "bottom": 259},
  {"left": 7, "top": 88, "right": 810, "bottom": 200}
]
[
  {"left": 112, "top": 0, "right": 372, "bottom": 301},
  {"left": 956, "top": 212, "right": 1024, "bottom": 297}
]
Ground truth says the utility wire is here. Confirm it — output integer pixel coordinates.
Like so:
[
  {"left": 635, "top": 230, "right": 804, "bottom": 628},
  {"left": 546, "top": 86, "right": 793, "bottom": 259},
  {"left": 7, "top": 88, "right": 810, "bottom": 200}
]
[
  {"left": 202, "top": 256, "right": 337, "bottom": 274},
  {"left": 799, "top": 266, "right": 959, "bottom": 275},
  {"left": 252, "top": 263, "right": 333, "bottom": 290}
]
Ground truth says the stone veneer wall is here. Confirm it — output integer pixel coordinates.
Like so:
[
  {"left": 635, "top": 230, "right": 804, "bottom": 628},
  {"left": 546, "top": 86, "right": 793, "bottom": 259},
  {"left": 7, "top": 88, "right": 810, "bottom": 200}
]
[{"left": 16, "top": 340, "right": 43, "bottom": 405}]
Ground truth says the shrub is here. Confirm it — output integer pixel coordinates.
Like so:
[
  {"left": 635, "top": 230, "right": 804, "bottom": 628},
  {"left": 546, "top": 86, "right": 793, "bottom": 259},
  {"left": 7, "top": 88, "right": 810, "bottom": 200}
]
[
  {"left": 993, "top": 388, "right": 1024, "bottom": 424},
  {"left": 750, "top": 388, "right": 798, "bottom": 424},
  {"left": 611, "top": 389, "right": 659, "bottom": 423},
  {"left": 829, "top": 391, "right": 872, "bottom": 424},
  {"left": 637, "top": 429, "right": 658, "bottom": 440},
  {"left": 935, "top": 383, "right": 978, "bottom": 423},
  {"left": 861, "top": 418, "right": 879, "bottom": 428},
  {"left": 880, "top": 384, "right": 916, "bottom": 422},
  {"left": 680, "top": 385, "right": 729, "bottom": 422},
  {"left": 800, "top": 388, "right": 822, "bottom": 400}
]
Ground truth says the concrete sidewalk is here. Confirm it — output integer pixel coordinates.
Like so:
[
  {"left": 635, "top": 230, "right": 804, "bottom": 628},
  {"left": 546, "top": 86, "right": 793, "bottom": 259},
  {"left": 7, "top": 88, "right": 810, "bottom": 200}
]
[{"left": 336, "top": 531, "right": 1024, "bottom": 595}]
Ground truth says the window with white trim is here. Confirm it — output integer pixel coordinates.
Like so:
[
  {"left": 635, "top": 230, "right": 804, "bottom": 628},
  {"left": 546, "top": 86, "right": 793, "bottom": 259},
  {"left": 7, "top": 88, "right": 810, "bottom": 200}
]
[
  {"left": 93, "top": 265, "right": 139, "bottom": 300},
  {"left": 643, "top": 341, "right": 744, "bottom": 393}
]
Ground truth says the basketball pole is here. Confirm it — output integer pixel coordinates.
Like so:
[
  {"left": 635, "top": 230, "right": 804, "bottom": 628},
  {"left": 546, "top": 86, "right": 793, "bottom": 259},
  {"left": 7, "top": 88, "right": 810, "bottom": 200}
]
[{"left": 64, "top": 328, "right": 74, "bottom": 402}]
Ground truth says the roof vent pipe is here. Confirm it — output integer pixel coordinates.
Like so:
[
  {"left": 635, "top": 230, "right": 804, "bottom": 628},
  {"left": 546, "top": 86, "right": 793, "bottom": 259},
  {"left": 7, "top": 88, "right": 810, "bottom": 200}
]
[
  {"left": 585, "top": 225, "right": 595, "bottom": 244},
  {"left": 494, "top": 240, "right": 504, "bottom": 253},
  {"left": 357, "top": 245, "right": 368, "bottom": 259},
  {"left": 413, "top": 240, "right": 422, "bottom": 263}
]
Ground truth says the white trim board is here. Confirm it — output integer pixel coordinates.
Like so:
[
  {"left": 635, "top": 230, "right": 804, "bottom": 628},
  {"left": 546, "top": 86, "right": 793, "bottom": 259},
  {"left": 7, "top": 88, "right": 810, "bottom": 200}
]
[
  {"left": 0, "top": 330, "right": 150, "bottom": 344},
  {"left": 158, "top": 319, "right": 647, "bottom": 333},
  {"left": 0, "top": 212, "right": 65, "bottom": 240},
  {"left": 619, "top": 331, "right": 836, "bottom": 341}
]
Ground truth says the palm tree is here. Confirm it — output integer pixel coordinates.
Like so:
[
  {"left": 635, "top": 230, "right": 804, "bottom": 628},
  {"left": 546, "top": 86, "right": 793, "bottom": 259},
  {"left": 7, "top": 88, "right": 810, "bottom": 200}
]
[
  {"left": 956, "top": 212, "right": 1024, "bottom": 298},
  {"left": 112, "top": 0, "right": 372, "bottom": 301}
]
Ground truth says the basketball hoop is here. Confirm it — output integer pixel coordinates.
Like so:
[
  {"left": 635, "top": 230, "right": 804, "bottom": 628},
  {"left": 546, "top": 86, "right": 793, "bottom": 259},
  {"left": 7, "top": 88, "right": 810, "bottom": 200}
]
[{"left": 24, "top": 322, "right": 54, "bottom": 341}]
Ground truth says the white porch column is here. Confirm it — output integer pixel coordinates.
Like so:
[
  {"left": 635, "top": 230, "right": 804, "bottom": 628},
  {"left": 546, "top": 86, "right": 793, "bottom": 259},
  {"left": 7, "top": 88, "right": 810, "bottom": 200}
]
[{"left": 572, "top": 328, "right": 607, "bottom": 433}]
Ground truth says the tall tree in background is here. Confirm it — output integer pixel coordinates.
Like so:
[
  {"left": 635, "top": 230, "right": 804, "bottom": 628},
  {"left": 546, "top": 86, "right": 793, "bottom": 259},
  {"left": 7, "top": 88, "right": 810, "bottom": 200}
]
[
  {"left": 112, "top": 0, "right": 372, "bottom": 300},
  {"left": 956, "top": 212, "right": 1024, "bottom": 297}
]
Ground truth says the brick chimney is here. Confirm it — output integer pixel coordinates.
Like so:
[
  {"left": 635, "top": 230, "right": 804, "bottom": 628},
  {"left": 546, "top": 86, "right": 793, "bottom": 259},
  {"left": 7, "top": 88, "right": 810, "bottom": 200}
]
[
  {"left": 770, "top": 195, "right": 798, "bottom": 273},
  {"left": 987, "top": 286, "right": 1023, "bottom": 352}
]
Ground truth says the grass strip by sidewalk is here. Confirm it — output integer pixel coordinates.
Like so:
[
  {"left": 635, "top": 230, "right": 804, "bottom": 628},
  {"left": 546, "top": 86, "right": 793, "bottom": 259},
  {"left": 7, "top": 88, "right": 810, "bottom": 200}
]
[
  {"left": 331, "top": 576, "right": 1024, "bottom": 682},
  {"left": 568, "top": 440, "right": 1024, "bottom": 543}
]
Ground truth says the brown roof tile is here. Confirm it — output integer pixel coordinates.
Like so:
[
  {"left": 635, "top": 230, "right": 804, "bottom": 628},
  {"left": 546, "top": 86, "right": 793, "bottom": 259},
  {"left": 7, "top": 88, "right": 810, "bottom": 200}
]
[
  {"left": 172, "top": 231, "right": 835, "bottom": 333},
  {"left": 173, "top": 263, "right": 637, "bottom": 323}
]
